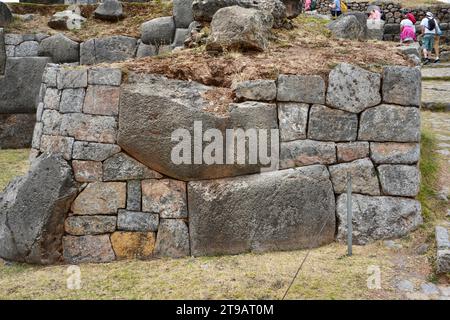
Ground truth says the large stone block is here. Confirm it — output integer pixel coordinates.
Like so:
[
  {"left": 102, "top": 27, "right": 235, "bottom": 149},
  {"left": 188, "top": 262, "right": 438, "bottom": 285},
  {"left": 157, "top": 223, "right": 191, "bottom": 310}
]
[
  {"left": 15, "top": 41, "right": 39, "bottom": 57},
  {"left": 0, "top": 154, "right": 78, "bottom": 264},
  {"left": 43, "top": 87, "right": 61, "bottom": 110},
  {"left": 72, "top": 141, "right": 121, "bottom": 161},
  {"left": 359, "top": 105, "right": 420, "bottom": 142},
  {"left": 326, "top": 63, "right": 381, "bottom": 113},
  {"left": 280, "top": 139, "right": 336, "bottom": 168},
  {"left": 80, "top": 36, "right": 137, "bottom": 65},
  {"left": 188, "top": 165, "right": 335, "bottom": 256},
  {"left": 60, "top": 88, "right": 85, "bottom": 113},
  {"left": 336, "top": 194, "right": 422, "bottom": 245},
  {"left": 154, "top": 219, "right": 190, "bottom": 258},
  {"left": 88, "top": 68, "right": 122, "bottom": 86},
  {"left": 327, "top": 15, "right": 366, "bottom": 40},
  {"left": 83, "top": 85, "right": 120, "bottom": 116},
  {"left": 63, "top": 235, "right": 115, "bottom": 264},
  {"left": 0, "top": 57, "right": 50, "bottom": 114},
  {"left": 103, "top": 152, "right": 162, "bottom": 181},
  {"left": 173, "top": 0, "right": 194, "bottom": 28},
  {"left": 141, "top": 16, "right": 175, "bottom": 45},
  {"left": 72, "top": 160, "right": 102, "bottom": 182},
  {"left": 378, "top": 165, "right": 420, "bottom": 197},
  {"left": 277, "top": 74, "right": 325, "bottom": 104},
  {"left": 233, "top": 80, "right": 277, "bottom": 101},
  {"left": 382, "top": 66, "right": 421, "bottom": 107},
  {"left": 329, "top": 158, "right": 380, "bottom": 195},
  {"left": 41, "top": 109, "right": 62, "bottom": 135},
  {"left": 60, "top": 113, "right": 117, "bottom": 143},
  {"left": 65, "top": 215, "right": 117, "bottom": 235},
  {"left": 57, "top": 68, "right": 88, "bottom": 89},
  {"left": 71, "top": 182, "right": 126, "bottom": 215},
  {"left": 337, "top": 142, "right": 369, "bottom": 163},
  {"left": 39, "top": 135, "right": 74, "bottom": 160},
  {"left": 370, "top": 142, "right": 420, "bottom": 164},
  {"left": 117, "top": 210, "right": 159, "bottom": 232},
  {"left": 111, "top": 231, "right": 155, "bottom": 260},
  {"left": 278, "top": 103, "right": 309, "bottom": 142},
  {"left": 38, "top": 33, "right": 79, "bottom": 64},
  {"left": 307, "top": 105, "right": 358, "bottom": 142},
  {"left": 141, "top": 179, "right": 187, "bottom": 218}
]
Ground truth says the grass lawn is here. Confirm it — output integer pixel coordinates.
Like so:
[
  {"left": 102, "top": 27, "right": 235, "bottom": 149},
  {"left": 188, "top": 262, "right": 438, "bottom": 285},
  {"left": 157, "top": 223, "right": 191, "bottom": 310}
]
[{"left": 0, "top": 149, "right": 30, "bottom": 191}]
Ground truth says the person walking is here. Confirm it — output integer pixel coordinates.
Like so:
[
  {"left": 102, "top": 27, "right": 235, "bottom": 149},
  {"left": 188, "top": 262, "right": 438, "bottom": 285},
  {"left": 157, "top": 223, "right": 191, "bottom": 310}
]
[
  {"left": 400, "top": 13, "right": 417, "bottom": 43},
  {"left": 329, "top": 0, "right": 342, "bottom": 19},
  {"left": 420, "top": 12, "right": 441, "bottom": 64}
]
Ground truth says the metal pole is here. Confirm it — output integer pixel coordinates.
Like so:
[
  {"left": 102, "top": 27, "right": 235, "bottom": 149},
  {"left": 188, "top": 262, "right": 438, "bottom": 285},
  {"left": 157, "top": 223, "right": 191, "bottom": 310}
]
[{"left": 347, "top": 172, "right": 353, "bottom": 257}]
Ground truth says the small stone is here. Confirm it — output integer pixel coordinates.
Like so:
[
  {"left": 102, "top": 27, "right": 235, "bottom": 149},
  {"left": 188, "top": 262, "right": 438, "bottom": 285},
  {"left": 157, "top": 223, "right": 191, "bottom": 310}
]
[
  {"left": 277, "top": 74, "right": 325, "bottom": 104},
  {"left": 63, "top": 235, "right": 115, "bottom": 264},
  {"left": 382, "top": 66, "right": 421, "bottom": 107},
  {"left": 307, "top": 105, "right": 358, "bottom": 142},
  {"left": 31, "top": 122, "right": 43, "bottom": 150},
  {"left": 117, "top": 210, "right": 159, "bottom": 232},
  {"left": 43, "top": 88, "right": 61, "bottom": 110},
  {"left": 59, "top": 88, "right": 85, "bottom": 113},
  {"left": 103, "top": 152, "right": 162, "bottom": 181},
  {"left": 370, "top": 143, "right": 420, "bottom": 164},
  {"left": 142, "top": 179, "right": 187, "bottom": 218},
  {"left": 83, "top": 85, "right": 120, "bottom": 116},
  {"left": 280, "top": 139, "right": 336, "bottom": 168},
  {"left": 278, "top": 103, "right": 309, "bottom": 142},
  {"left": 88, "top": 68, "right": 122, "bottom": 86},
  {"left": 421, "top": 283, "right": 440, "bottom": 295},
  {"left": 39, "top": 135, "right": 74, "bottom": 161},
  {"left": 111, "top": 231, "right": 156, "bottom": 260},
  {"left": 65, "top": 215, "right": 117, "bottom": 235},
  {"left": 377, "top": 165, "right": 420, "bottom": 197},
  {"left": 57, "top": 68, "right": 87, "bottom": 89},
  {"left": 60, "top": 113, "right": 117, "bottom": 144},
  {"left": 233, "top": 80, "right": 277, "bottom": 101},
  {"left": 127, "top": 180, "right": 141, "bottom": 211},
  {"left": 72, "top": 141, "right": 121, "bottom": 161},
  {"left": 72, "top": 160, "right": 102, "bottom": 182},
  {"left": 154, "top": 219, "right": 190, "bottom": 258},
  {"left": 329, "top": 158, "right": 380, "bottom": 195},
  {"left": 337, "top": 142, "right": 369, "bottom": 162},
  {"left": 416, "top": 243, "right": 429, "bottom": 255},
  {"left": 71, "top": 182, "right": 126, "bottom": 215},
  {"left": 437, "top": 249, "right": 450, "bottom": 274},
  {"left": 396, "top": 279, "right": 414, "bottom": 292},
  {"left": 436, "top": 226, "right": 450, "bottom": 250}
]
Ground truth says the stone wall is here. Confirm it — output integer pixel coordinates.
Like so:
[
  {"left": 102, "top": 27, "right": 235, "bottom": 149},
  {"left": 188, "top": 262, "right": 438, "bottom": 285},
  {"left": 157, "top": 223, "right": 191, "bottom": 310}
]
[{"left": 4, "top": 61, "right": 423, "bottom": 264}]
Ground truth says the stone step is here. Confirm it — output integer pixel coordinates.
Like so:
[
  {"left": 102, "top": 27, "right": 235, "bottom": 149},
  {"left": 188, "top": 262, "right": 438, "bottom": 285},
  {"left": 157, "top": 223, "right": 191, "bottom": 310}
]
[
  {"left": 435, "top": 226, "right": 450, "bottom": 274},
  {"left": 422, "top": 67, "right": 450, "bottom": 80},
  {"left": 421, "top": 81, "right": 450, "bottom": 112}
]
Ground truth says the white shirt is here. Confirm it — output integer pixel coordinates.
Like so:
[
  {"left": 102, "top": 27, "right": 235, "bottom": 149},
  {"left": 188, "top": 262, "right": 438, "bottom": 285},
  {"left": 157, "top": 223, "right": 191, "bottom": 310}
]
[
  {"left": 420, "top": 17, "right": 442, "bottom": 35},
  {"left": 400, "top": 19, "right": 414, "bottom": 28}
]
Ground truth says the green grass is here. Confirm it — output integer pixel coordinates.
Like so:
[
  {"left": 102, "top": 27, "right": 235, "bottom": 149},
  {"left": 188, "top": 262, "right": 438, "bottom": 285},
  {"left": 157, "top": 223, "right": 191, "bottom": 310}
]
[{"left": 0, "top": 149, "right": 30, "bottom": 191}]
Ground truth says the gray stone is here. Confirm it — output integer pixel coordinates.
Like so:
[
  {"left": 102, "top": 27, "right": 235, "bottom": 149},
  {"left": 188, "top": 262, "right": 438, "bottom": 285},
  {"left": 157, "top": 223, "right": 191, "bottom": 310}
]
[
  {"left": 57, "top": 68, "right": 87, "bottom": 89},
  {"left": 206, "top": 6, "right": 273, "bottom": 52},
  {"left": 377, "top": 165, "right": 420, "bottom": 197},
  {"left": 421, "top": 283, "right": 440, "bottom": 295},
  {"left": 41, "top": 109, "right": 62, "bottom": 135},
  {"left": 326, "top": 63, "right": 381, "bottom": 113},
  {"left": 65, "top": 215, "right": 117, "bottom": 235},
  {"left": 397, "top": 43, "right": 420, "bottom": 58},
  {"left": 278, "top": 103, "right": 309, "bottom": 142},
  {"left": 0, "top": 114, "right": 36, "bottom": 149},
  {"left": 117, "top": 210, "right": 159, "bottom": 232},
  {"left": 397, "top": 279, "right": 414, "bottom": 292},
  {"left": 307, "top": 105, "right": 358, "bottom": 142},
  {"left": 327, "top": 15, "right": 366, "bottom": 40},
  {"left": 382, "top": 66, "right": 421, "bottom": 107},
  {"left": 280, "top": 139, "right": 336, "bottom": 168},
  {"left": 0, "top": 57, "right": 50, "bottom": 114},
  {"left": 359, "top": 105, "right": 420, "bottom": 142},
  {"left": 48, "top": 9, "right": 86, "bottom": 30},
  {"left": 136, "top": 41, "right": 157, "bottom": 58},
  {"left": 80, "top": 36, "right": 137, "bottom": 65},
  {"left": 0, "top": 154, "right": 78, "bottom": 264},
  {"left": 43, "top": 87, "right": 61, "bottom": 110},
  {"left": 366, "top": 19, "right": 384, "bottom": 40},
  {"left": 94, "top": 0, "right": 124, "bottom": 21},
  {"left": 39, "top": 135, "right": 74, "bottom": 161},
  {"left": 38, "top": 33, "right": 79, "bottom": 63},
  {"left": 60, "top": 113, "right": 117, "bottom": 144},
  {"left": 0, "top": 29, "right": 4, "bottom": 75},
  {"left": 63, "top": 235, "right": 115, "bottom": 264},
  {"left": 15, "top": 41, "right": 39, "bottom": 57},
  {"left": 336, "top": 194, "right": 422, "bottom": 245},
  {"left": 72, "top": 141, "right": 121, "bottom": 161},
  {"left": 437, "top": 250, "right": 450, "bottom": 274},
  {"left": 141, "top": 179, "right": 187, "bottom": 219},
  {"left": 277, "top": 74, "right": 325, "bottom": 104},
  {"left": 174, "top": 0, "right": 194, "bottom": 28},
  {"left": 127, "top": 180, "right": 141, "bottom": 211},
  {"left": 329, "top": 158, "right": 380, "bottom": 195},
  {"left": 141, "top": 16, "right": 175, "bottom": 45},
  {"left": 36, "top": 102, "right": 44, "bottom": 121},
  {"left": 4, "top": 33, "right": 22, "bottom": 45},
  {"left": 154, "top": 219, "right": 190, "bottom": 258},
  {"left": 172, "top": 28, "right": 190, "bottom": 48},
  {"left": 5, "top": 45, "right": 14, "bottom": 57},
  {"left": 370, "top": 142, "right": 420, "bottom": 164},
  {"left": 436, "top": 226, "right": 450, "bottom": 250},
  {"left": 59, "top": 88, "right": 85, "bottom": 113},
  {"left": 337, "top": 142, "right": 369, "bottom": 163},
  {"left": 43, "top": 64, "right": 59, "bottom": 87},
  {"left": 233, "top": 79, "right": 277, "bottom": 101},
  {"left": 118, "top": 75, "right": 278, "bottom": 181},
  {"left": 0, "top": 2, "right": 13, "bottom": 27},
  {"left": 103, "top": 152, "right": 163, "bottom": 181},
  {"left": 88, "top": 68, "right": 122, "bottom": 86},
  {"left": 31, "top": 122, "right": 43, "bottom": 149},
  {"left": 188, "top": 165, "right": 335, "bottom": 256}
]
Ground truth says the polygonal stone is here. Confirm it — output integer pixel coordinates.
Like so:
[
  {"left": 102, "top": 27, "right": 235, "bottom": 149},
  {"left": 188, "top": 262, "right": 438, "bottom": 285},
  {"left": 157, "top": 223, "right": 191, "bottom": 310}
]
[
  {"left": 41, "top": 109, "right": 62, "bottom": 135},
  {"left": 233, "top": 79, "right": 277, "bottom": 101},
  {"left": 88, "top": 68, "right": 122, "bottom": 86},
  {"left": 382, "top": 66, "right": 421, "bottom": 107},
  {"left": 142, "top": 179, "right": 187, "bottom": 218},
  {"left": 280, "top": 139, "right": 336, "bottom": 169},
  {"left": 31, "top": 122, "right": 43, "bottom": 149},
  {"left": 117, "top": 210, "right": 159, "bottom": 232},
  {"left": 154, "top": 219, "right": 190, "bottom": 258},
  {"left": 127, "top": 180, "right": 141, "bottom": 211},
  {"left": 59, "top": 88, "right": 85, "bottom": 113},
  {"left": 63, "top": 235, "right": 115, "bottom": 264},
  {"left": 43, "top": 87, "right": 61, "bottom": 110},
  {"left": 72, "top": 141, "right": 121, "bottom": 161},
  {"left": 57, "top": 68, "right": 88, "bottom": 89},
  {"left": 370, "top": 142, "right": 420, "bottom": 164},
  {"left": 39, "top": 135, "right": 74, "bottom": 160},
  {"left": 83, "top": 85, "right": 120, "bottom": 116},
  {"left": 15, "top": 41, "right": 39, "bottom": 57},
  {"left": 337, "top": 142, "right": 369, "bottom": 163},
  {"left": 71, "top": 182, "right": 126, "bottom": 215},
  {"left": 64, "top": 215, "right": 117, "bottom": 235},
  {"left": 378, "top": 165, "right": 420, "bottom": 197},
  {"left": 141, "top": 16, "right": 175, "bottom": 45},
  {"left": 111, "top": 231, "right": 155, "bottom": 260},
  {"left": 38, "top": 33, "right": 79, "bottom": 64},
  {"left": 103, "top": 152, "right": 163, "bottom": 181},
  {"left": 277, "top": 74, "right": 326, "bottom": 104},
  {"left": 72, "top": 160, "right": 102, "bottom": 182},
  {"left": 60, "top": 113, "right": 117, "bottom": 144},
  {"left": 278, "top": 103, "right": 309, "bottom": 142},
  {"left": 80, "top": 36, "right": 137, "bottom": 65}
]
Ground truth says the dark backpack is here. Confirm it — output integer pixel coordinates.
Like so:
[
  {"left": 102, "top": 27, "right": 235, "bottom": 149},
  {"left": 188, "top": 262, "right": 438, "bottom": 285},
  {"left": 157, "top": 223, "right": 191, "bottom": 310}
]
[
  {"left": 310, "top": 0, "right": 317, "bottom": 10},
  {"left": 427, "top": 18, "right": 436, "bottom": 31}
]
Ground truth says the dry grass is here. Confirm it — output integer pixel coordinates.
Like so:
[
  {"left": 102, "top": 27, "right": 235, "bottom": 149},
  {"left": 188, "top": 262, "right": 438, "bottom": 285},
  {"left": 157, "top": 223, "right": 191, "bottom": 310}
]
[
  {"left": 0, "top": 149, "right": 30, "bottom": 192},
  {"left": 6, "top": 2, "right": 173, "bottom": 42}
]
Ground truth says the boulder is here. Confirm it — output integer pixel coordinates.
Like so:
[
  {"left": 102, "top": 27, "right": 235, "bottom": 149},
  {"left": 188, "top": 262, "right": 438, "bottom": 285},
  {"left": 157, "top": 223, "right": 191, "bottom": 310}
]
[
  {"left": 206, "top": 6, "right": 273, "bottom": 52},
  {"left": 188, "top": 165, "right": 336, "bottom": 256},
  {"left": 0, "top": 2, "right": 12, "bottom": 27},
  {"left": 359, "top": 105, "right": 420, "bottom": 142},
  {"left": 140, "top": 16, "right": 175, "bottom": 46},
  {"left": 0, "top": 154, "right": 78, "bottom": 264},
  {"left": 38, "top": 33, "right": 80, "bottom": 63},
  {"left": 0, "top": 57, "right": 50, "bottom": 114},
  {"left": 48, "top": 10, "right": 86, "bottom": 30},
  {"left": 94, "top": 0, "right": 124, "bottom": 21},
  {"left": 136, "top": 41, "right": 157, "bottom": 58},
  {"left": 118, "top": 74, "right": 278, "bottom": 181},
  {"left": 192, "top": 0, "right": 287, "bottom": 28},
  {"left": 80, "top": 36, "right": 137, "bottom": 65},
  {"left": 382, "top": 66, "right": 421, "bottom": 107},
  {"left": 377, "top": 165, "right": 420, "bottom": 197},
  {"left": 327, "top": 15, "right": 366, "bottom": 40},
  {"left": 326, "top": 63, "right": 381, "bottom": 113},
  {"left": 336, "top": 194, "right": 422, "bottom": 245},
  {"left": 173, "top": 0, "right": 194, "bottom": 28},
  {"left": 154, "top": 219, "right": 190, "bottom": 258}
]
